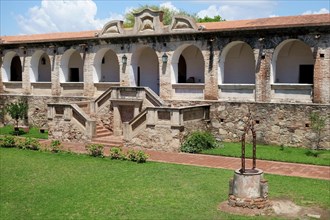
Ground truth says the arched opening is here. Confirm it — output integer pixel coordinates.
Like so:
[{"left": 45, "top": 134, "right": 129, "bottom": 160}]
[
  {"left": 93, "top": 48, "right": 119, "bottom": 82},
  {"left": 178, "top": 55, "right": 187, "bottom": 83},
  {"left": 10, "top": 56, "right": 22, "bottom": 81},
  {"left": 220, "top": 41, "right": 255, "bottom": 84},
  {"left": 172, "top": 45, "right": 204, "bottom": 83},
  {"left": 272, "top": 39, "right": 314, "bottom": 84},
  {"left": 30, "top": 50, "right": 51, "bottom": 82},
  {"left": 1, "top": 51, "right": 18, "bottom": 82},
  {"left": 131, "top": 46, "right": 159, "bottom": 94},
  {"left": 60, "top": 49, "right": 83, "bottom": 82}
]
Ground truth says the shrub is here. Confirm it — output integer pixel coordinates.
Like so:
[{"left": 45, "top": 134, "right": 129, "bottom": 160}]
[
  {"left": 50, "top": 140, "right": 62, "bottom": 153},
  {"left": 305, "top": 149, "right": 321, "bottom": 158},
  {"left": 126, "top": 149, "right": 149, "bottom": 163},
  {"left": 85, "top": 144, "right": 104, "bottom": 157},
  {"left": 126, "top": 150, "right": 137, "bottom": 162},
  {"left": 0, "top": 136, "right": 16, "bottom": 148},
  {"left": 109, "top": 147, "right": 126, "bottom": 160},
  {"left": 180, "top": 131, "right": 220, "bottom": 153},
  {"left": 17, "top": 137, "right": 40, "bottom": 150},
  {"left": 135, "top": 150, "right": 149, "bottom": 163}
]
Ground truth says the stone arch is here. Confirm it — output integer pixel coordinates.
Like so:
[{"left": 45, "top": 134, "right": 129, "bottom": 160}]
[
  {"left": 93, "top": 48, "right": 119, "bottom": 83},
  {"left": 60, "top": 49, "right": 83, "bottom": 82},
  {"left": 1, "top": 51, "right": 21, "bottom": 82},
  {"left": 131, "top": 46, "right": 159, "bottom": 94},
  {"left": 30, "top": 50, "right": 51, "bottom": 82},
  {"left": 271, "top": 39, "right": 314, "bottom": 84},
  {"left": 171, "top": 44, "right": 205, "bottom": 83},
  {"left": 219, "top": 41, "right": 255, "bottom": 84}
]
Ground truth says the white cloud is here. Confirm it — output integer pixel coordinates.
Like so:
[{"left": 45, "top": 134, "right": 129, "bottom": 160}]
[
  {"left": 17, "top": 0, "right": 123, "bottom": 34},
  {"left": 160, "top": 1, "right": 180, "bottom": 12},
  {"left": 197, "top": 0, "right": 277, "bottom": 20},
  {"left": 302, "top": 8, "right": 329, "bottom": 15}
]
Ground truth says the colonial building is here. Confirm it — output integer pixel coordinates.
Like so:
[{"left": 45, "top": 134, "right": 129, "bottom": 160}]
[{"left": 1, "top": 10, "right": 329, "bottom": 150}]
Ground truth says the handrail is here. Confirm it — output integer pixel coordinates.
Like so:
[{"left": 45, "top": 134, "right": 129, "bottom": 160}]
[
  {"left": 94, "top": 87, "right": 113, "bottom": 110},
  {"left": 144, "top": 87, "right": 164, "bottom": 107},
  {"left": 124, "top": 104, "right": 210, "bottom": 140},
  {"left": 48, "top": 103, "right": 96, "bottom": 139}
]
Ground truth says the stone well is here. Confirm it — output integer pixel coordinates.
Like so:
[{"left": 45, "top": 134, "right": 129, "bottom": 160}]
[{"left": 228, "top": 168, "right": 269, "bottom": 209}]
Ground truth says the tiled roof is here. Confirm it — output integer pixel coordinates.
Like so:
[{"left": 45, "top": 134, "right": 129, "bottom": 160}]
[
  {"left": 0, "top": 30, "right": 98, "bottom": 44},
  {"left": 198, "top": 13, "right": 330, "bottom": 31},
  {"left": 1, "top": 13, "right": 329, "bottom": 44}
]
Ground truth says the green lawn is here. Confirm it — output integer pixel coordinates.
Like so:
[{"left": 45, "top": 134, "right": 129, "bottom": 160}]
[
  {"left": 0, "top": 125, "right": 48, "bottom": 139},
  {"left": 201, "top": 142, "right": 330, "bottom": 166},
  {"left": 1, "top": 148, "right": 329, "bottom": 219}
]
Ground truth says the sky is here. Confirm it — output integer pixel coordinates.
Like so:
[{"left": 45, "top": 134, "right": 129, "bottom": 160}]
[{"left": 0, "top": 0, "right": 329, "bottom": 36}]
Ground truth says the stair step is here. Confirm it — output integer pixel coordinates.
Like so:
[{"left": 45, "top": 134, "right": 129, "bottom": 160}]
[
  {"left": 97, "top": 133, "right": 112, "bottom": 138},
  {"left": 96, "top": 129, "right": 112, "bottom": 134},
  {"left": 91, "top": 136, "right": 123, "bottom": 147}
]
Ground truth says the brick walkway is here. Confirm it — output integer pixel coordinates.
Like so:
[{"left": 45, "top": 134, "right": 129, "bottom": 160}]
[{"left": 42, "top": 140, "right": 330, "bottom": 181}]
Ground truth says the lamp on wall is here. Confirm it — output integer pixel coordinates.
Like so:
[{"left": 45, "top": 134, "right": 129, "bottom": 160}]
[
  {"left": 162, "top": 53, "right": 168, "bottom": 64},
  {"left": 122, "top": 55, "right": 127, "bottom": 65}
]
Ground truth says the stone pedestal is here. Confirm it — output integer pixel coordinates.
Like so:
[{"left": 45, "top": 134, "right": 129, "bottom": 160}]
[{"left": 228, "top": 169, "right": 269, "bottom": 209}]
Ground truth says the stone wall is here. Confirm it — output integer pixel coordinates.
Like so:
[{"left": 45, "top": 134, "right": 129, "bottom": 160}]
[
  {"left": 125, "top": 119, "right": 210, "bottom": 152},
  {"left": 0, "top": 94, "right": 92, "bottom": 128},
  {"left": 169, "top": 100, "right": 330, "bottom": 149},
  {"left": 48, "top": 115, "right": 89, "bottom": 143}
]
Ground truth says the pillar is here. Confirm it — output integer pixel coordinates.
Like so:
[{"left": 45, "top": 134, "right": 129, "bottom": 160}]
[{"left": 203, "top": 42, "right": 219, "bottom": 100}]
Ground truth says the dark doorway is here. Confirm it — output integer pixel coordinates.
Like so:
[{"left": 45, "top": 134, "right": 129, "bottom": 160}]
[
  {"left": 69, "top": 68, "right": 79, "bottom": 82},
  {"left": 299, "top": 65, "right": 314, "bottom": 84},
  {"left": 10, "top": 56, "right": 22, "bottom": 81},
  {"left": 137, "top": 66, "right": 141, "bottom": 86},
  {"left": 178, "top": 55, "right": 187, "bottom": 83}
]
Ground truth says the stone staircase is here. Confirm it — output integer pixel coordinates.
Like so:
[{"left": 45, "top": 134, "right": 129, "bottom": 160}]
[{"left": 90, "top": 123, "right": 124, "bottom": 147}]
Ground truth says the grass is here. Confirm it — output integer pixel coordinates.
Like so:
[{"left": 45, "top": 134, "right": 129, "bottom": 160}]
[
  {"left": 201, "top": 142, "right": 330, "bottom": 166},
  {"left": 1, "top": 148, "right": 329, "bottom": 219},
  {"left": 0, "top": 125, "right": 48, "bottom": 139}
]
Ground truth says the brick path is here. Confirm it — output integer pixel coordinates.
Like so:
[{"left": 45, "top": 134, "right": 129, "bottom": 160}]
[{"left": 41, "top": 140, "right": 330, "bottom": 181}]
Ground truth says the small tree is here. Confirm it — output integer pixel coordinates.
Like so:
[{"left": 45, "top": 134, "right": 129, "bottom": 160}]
[
  {"left": 309, "top": 112, "right": 327, "bottom": 150},
  {"left": 5, "top": 101, "right": 28, "bottom": 130}
]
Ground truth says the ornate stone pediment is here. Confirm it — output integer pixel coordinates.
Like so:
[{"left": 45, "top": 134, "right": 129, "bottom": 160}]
[
  {"left": 133, "top": 9, "right": 164, "bottom": 34},
  {"left": 99, "top": 20, "right": 124, "bottom": 37},
  {"left": 170, "top": 16, "right": 198, "bottom": 32}
]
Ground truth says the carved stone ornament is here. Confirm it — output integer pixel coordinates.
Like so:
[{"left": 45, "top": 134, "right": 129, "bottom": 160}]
[
  {"left": 99, "top": 20, "right": 124, "bottom": 37},
  {"left": 133, "top": 8, "right": 164, "bottom": 34},
  {"left": 170, "top": 16, "right": 198, "bottom": 32}
]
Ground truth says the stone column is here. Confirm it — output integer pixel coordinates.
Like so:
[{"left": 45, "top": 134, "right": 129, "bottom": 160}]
[
  {"left": 21, "top": 50, "right": 31, "bottom": 94},
  {"left": 112, "top": 104, "right": 122, "bottom": 136},
  {"left": 159, "top": 52, "right": 172, "bottom": 100},
  {"left": 255, "top": 48, "right": 272, "bottom": 102},
  {"left": 203, "top": 42, "right": 219, "bottom": 100},
  {"left": 83, "top": 51, "right": 95, "bottom": 97},
  {"left": 50, "top": 49, "right": 62, "bottom": 96},
  {"left": 313, "top": 47, "right": 330, "bottom": 104}
]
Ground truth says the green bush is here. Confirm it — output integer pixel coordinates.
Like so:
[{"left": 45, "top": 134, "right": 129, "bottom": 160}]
[
  {"left": 305, "top": 149, "right": 321, "bottom": 158},
  {"left": 0, "top": 136, "right": 16, "bottom": 148},
  {"left": 17, "top": 137, "right": 40, "bottom": 150},
  {"left": 135, "top": 150, "right": 149, "bottom": 163},
  {"left": 50, "top": 140, "right": 62, "bottom": 153},
  {"left": 181, "top": 131, "right": 220, "bottom": 153},
  {"left": 109, "top": 147, "right": 126, "bottom": 160},
  {"left": 126, "top": 149, "right": 149, "bottom": 163},
  {"left": 85, "top": 144, "right": 104, "bottom": 157}
]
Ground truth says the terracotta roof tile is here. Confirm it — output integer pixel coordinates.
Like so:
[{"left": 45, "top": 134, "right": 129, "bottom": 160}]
[
  {"left": 0, "top": 30, "right": 98, "bottom": 44},
  {"left": 197, "top": 13, "right": 330, "bottom": 31},
  {"left": 1, "top": 13, "right": 329, "bottom": 44}
]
